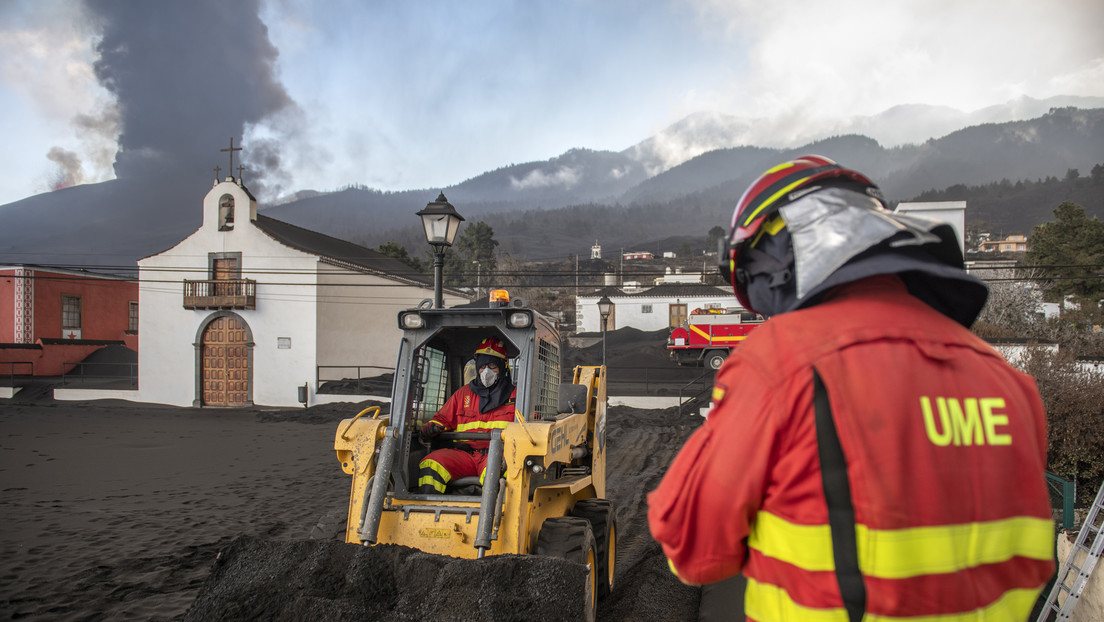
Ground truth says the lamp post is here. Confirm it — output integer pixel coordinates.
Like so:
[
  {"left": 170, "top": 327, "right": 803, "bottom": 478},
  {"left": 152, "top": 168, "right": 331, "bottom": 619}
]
[
  {"left": 597, "top": 295, "right": 612, "bottom": 367},
  {"left": 417, "top": 192, "right": 465, "bottom": 308}
]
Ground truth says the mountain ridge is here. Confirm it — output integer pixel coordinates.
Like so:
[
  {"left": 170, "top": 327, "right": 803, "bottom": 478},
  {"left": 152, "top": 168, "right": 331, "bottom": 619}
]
[{"left": 2, "top": 102, "right": 1103, "bottom": 267}]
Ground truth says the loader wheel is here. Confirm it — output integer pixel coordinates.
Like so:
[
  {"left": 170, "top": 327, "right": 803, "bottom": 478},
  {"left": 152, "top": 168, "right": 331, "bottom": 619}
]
[
  {"left": 536, "top": 517, "right": 597, "bottom": 622},
  {"left": 706, "top": 350, "right": 727, "bottom": 370},
  {"left": 571, "top": 498, "right": 616, "bottom": 598}
]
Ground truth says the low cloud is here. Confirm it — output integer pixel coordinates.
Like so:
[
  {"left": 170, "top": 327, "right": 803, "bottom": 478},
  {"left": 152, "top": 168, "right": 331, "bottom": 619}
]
[{"left": 510, "top": 166, "right": 581, "bottom": 190}]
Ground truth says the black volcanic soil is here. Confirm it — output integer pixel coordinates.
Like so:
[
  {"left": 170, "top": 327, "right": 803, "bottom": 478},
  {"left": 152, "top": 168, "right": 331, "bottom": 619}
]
[{"left": 0, "top": 395, "right": 705, "bottom": 621}]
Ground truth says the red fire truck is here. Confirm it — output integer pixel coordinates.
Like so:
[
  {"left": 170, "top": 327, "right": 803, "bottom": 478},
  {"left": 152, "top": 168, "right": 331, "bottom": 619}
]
[{"left": 667, "top": 307, "right": 765, "bottom": 369}]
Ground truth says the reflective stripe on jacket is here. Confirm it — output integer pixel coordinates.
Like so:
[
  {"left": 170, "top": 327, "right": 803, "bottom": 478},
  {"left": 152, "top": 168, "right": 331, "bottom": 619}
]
[
  {"left": 428, "top": 385, "right": 516, "bottom": 450},
  {"left": 647, "top": 275, "right": 1054, "bottom": 620}
]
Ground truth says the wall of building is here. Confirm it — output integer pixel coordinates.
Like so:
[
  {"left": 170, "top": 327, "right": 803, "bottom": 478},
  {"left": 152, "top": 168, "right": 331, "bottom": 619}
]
[
  {"left": 1, "top": 268, "right": 136, "bottom": 344},
  {"left": 0, "top": 271, "right": 14, "bottom": 342},
  {"left": 0, "top": 341, "right": 123, "bottom": 377},
  {"left": 314, "top": 271, "right": 465, "bottom": 397},
  {"left": 31, "top": 271, "right": 137, "bottom": 342}
]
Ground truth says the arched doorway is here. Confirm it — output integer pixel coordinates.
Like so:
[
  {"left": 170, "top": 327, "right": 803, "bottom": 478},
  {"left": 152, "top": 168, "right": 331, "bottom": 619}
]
[{"left": 197, "top": 314, "right": 252, "bottom": 406}]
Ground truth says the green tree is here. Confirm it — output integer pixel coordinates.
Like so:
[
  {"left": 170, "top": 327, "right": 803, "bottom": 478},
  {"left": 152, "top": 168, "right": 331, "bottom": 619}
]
[
  {"left": 443, "top": 221, "right": 499, "bottom": 287},
  {"left": 1024, "top": 201, "right": 1104, "bottom": 306},
  {"left": 377, "top": 241, "right": 423, "bottom": 272},
  {"left": 706, "top": 226, "right": 726, "bottom": 253},
  {"left": 1021, "top": 347, "right": 1104, "bottom": 505}
]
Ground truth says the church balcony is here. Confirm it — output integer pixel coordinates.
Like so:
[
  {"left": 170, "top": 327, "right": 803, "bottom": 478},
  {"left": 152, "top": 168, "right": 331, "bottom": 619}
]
[{"left": 183, "top": 279, "right": 256, "bottom": 310}]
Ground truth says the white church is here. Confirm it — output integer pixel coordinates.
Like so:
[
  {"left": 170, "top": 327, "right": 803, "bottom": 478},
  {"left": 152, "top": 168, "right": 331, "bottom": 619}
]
[{"left": 81, "top": 174, "right": 465, "bottom": 408}]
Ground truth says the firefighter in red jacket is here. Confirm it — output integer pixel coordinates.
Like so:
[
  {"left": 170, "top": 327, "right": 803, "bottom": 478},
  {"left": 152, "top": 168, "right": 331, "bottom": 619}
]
[
  {"left": 418, "top": 337, "right": 516, "bottom": 494},
  {"left": 647, "top": 156, "right": 1055, "bottom": 620}
]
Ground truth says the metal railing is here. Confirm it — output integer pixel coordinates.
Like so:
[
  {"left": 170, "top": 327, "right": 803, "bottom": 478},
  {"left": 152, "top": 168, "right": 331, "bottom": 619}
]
[
  {"left": 183, "top": 278, "right": 256, "bottom": 310},
  {"left": 61, "top": 361, "right": 138, "bottom": 388},
  {"left": 317, "top": 365, "right": 394, "bottom": 395},
  {"left": 1047, "top": 471, "right": 1076, "bottom": 529},
  {"left": 678, "top": 370, "right": 713, "bottom": 415},
  {"left": 1, "top": 361, "right": 34, "bottom": 387}
]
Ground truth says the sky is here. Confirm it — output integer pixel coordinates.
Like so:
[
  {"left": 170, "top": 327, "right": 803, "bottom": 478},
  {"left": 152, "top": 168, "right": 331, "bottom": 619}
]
[{"left": 0, "top": 0, "right": 1102, "bottom": 207}]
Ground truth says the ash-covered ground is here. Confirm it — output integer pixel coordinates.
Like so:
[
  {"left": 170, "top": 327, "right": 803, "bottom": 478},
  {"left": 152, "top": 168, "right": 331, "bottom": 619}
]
[{"left": 0, "top": 395, "right": 706, "bottom": 621}]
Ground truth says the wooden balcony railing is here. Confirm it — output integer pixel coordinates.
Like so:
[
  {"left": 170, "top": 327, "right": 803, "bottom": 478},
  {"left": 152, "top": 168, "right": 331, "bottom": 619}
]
[{"left": 183, "top": 279, "right": 256, "bottom": 310}]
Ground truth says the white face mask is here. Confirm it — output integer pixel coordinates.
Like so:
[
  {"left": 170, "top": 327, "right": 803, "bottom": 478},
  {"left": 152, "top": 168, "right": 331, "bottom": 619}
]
[{"left": 479, "top": 367, "right": 498, "bottom": 387}]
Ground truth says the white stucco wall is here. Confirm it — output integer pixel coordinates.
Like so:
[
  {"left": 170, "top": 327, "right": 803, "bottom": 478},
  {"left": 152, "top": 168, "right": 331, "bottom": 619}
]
[
  {"left": 314, "top": 271, "right": 466, "bottom": 390},
  {"left": 576, "top": 288, "right": 734, "bottom": 332}
]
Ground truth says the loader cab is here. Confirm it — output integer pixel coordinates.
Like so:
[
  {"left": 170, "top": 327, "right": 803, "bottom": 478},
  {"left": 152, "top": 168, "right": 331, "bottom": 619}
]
[{"left": 388, "top": 298, "right": 562, "bottom": 497}]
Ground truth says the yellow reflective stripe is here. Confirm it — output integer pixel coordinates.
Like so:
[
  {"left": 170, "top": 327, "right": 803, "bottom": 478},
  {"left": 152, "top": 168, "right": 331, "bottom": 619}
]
[
  {"left": 455, "top": 420, "right": 510, "bottom": 432},
  {"left": 865, "top": 587, "right": 1041, "bottom": 622},
  {"left": 667, "top": 557, "right": 677, "bottom": 576},
  {"left": 745, "top": 577, "right": 848, "bottom": 622},
  {"left": 712, "top": 386, "right": 726, "bottom": 402},
  {"left": 417, "top": 476, "right": 447, "bottom": 492},
  {"left": 750, "top": 215, "right": 787, "bottom": 247},
  {"left": 746, "top": 578, "right": 1040, "bottom": 622},
  {"left": 742, "top": 178, "right": 809, "bottom": 227},
  {"left": 418, "top": 458, "right": 451, "bottom": 492},
  {"left": 690, "top": 324, "right": 747, "bottom": 343},
  {"left": 748, "top": 512, "right": 835, "bottom": 571},
  {"left": 764, "top": 161, "right": 795, "bottom": 175},
  {"left": 749, "top": 511, "right": 1054, "bottom": 578}
]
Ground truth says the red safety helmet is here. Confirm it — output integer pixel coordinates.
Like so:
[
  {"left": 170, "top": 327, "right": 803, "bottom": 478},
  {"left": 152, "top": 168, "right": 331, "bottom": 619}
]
[
  {"left": 722, "top": 155, "right": 880, "bottom": 309},
  {"left": 474, "top": 337, "right": 508, "bottom": 360}
]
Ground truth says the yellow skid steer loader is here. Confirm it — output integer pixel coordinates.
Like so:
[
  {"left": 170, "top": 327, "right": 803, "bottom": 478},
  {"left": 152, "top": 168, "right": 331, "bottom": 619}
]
[{"left": 334, "top": 290, "right": 615, "bottom": 620}]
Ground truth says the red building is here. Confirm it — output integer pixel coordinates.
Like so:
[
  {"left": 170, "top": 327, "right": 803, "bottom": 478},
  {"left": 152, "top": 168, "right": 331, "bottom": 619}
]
[{"left": 1, "top": 265, "right": 138, "bottom": 377}]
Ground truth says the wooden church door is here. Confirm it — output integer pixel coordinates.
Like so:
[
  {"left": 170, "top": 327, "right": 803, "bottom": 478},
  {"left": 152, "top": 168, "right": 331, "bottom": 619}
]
[{"left": 201, "top": 316, "right": 249, "bottom": 406}]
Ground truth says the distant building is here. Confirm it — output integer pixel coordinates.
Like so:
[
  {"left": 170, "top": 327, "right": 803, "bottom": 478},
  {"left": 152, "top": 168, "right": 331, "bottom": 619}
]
[
  {"left": 662, "top": 251, "right": 676, "bottom": 259},
  {"left": 0, "top": 265, "right": 138, "bottom": 376},
  {"left": 576, "top": 284, "right": 734, "bottom": 333},
  {"left": 623, "top": 251, "right": 653, "bottom": 260},
  {"left": 653, "top": 267, "right": 704, "bottom": 285},
  {"left": 591, "top": 242, "right": 602, "bottom": 259},
  {"left": 895, "top": 201, "right": 966, "bottom": 255},
  {"left": 978, "top": 234, "right": 1028, "bottom": 253}
]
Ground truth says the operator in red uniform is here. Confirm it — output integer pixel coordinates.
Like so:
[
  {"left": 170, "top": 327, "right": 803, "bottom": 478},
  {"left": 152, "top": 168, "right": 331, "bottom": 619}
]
[
  {"left": 418, "top": 337, "right": 516, "bottom": 494},
  {"left": 647, "top": 156, "right": 1055, "bottom": 620}
]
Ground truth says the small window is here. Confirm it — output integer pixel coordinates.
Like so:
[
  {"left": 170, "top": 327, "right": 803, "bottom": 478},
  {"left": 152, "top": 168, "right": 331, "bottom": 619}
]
[
  {"left": 641, "top": 304, "right": 653, "bottom": 314},
  {"left": 62, "top": 295, "right": 82, "bottom": 330},
  {"left": 534, "top": 337, "right": 561, "bottom": 420},
  {"left": 128, "top": 301, "right": 139, "bottom": 332},
  {"left": 411, "top": 345, "right": 448, "bottom": 424}
]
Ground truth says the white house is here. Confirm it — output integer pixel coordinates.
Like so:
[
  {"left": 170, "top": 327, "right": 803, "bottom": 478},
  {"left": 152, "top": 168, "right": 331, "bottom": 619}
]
[
  {"left": 92, "top": 177, "right": 466, "bottom": 408},
  {"left": 576, "top": 284, "right": 734, "bottom": 333},
  {"left": 895, "top": 201, "right": 966, "bottom": 255}
]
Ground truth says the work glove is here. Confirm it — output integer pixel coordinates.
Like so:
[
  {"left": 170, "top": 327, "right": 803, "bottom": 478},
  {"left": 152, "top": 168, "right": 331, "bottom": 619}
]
[{"left": 419, "top": 421, "right": 444, "bottom": 443}]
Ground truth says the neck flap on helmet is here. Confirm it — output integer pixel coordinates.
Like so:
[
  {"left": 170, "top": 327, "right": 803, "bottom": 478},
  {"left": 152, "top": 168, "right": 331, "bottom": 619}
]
[{"left": 743, "top": 186, "right": 988, "bottom": 326}]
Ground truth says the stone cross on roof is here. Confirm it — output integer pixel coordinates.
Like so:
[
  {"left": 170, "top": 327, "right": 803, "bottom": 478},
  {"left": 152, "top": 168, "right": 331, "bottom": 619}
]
[{"left": 220, "top": 137, "right": 242, "bottom": 180}]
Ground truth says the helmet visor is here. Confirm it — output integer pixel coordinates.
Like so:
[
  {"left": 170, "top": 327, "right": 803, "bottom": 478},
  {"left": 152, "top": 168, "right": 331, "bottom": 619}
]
[{"left": 779, "top": 187, "right": 949, "bottom": 300}]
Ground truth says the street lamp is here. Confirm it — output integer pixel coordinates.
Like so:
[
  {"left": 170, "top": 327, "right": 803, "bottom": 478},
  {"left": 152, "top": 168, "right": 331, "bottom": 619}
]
[
  {"left": 597, "top": 295, "right": 612, "bottom": 367},
  {"left": 417, "top": 192, "right": 465, "bottom": 308}
]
